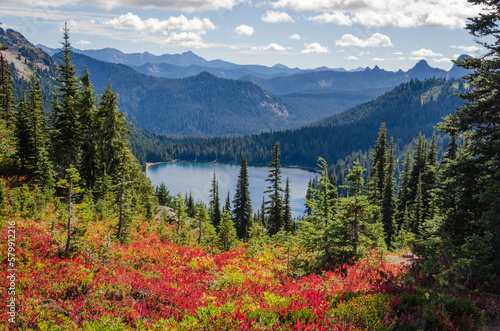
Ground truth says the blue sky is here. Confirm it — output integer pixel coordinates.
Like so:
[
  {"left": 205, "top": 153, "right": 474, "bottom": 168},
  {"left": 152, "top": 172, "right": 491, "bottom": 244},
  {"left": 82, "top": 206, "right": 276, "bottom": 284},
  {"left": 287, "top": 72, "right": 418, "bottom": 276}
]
[{"left": 0, "top": 0, "right": 484, "bottom": 71}]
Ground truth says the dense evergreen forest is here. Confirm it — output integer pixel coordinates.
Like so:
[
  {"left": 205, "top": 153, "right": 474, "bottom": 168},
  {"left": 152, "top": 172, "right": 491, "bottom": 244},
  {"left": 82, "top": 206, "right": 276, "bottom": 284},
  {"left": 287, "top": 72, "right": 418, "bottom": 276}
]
[
  {"left": 0, "top": 0, "right": 499, "bottom": 328},
  {"left": 128, "top": 78, "right": 465, "bottom": 186}
]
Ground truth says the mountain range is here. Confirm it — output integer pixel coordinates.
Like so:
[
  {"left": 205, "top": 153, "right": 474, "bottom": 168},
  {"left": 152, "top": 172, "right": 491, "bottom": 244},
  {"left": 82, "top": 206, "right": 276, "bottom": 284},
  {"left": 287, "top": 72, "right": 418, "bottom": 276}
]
[{"left": 3, "top": 27, "right": 468, "bottom": 142}]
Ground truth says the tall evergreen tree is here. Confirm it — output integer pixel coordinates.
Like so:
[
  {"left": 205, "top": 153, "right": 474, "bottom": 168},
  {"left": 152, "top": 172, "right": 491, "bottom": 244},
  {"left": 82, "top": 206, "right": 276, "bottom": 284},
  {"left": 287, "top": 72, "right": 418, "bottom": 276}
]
[
  {"left": 304, "top": 179, "right": 313, "bottom": 217},
  {"left": 224, "top": 191, "right": 231, "bottom": 213},
  {"left": 14, "top": 94, "right": 30, "bottom": 171},
  {"left": 264, "top": 142, "right": 284, "bottom": 235},
  {"left": 51, "top": 23, "right": 81, "bottom": 172},
  {"left": 368, "top": 123, "right": 387, "bottom": 203},
  {"left": 26, "top": 73, "right": 48, "bottom": 172},
  {"left": 233, "top": 155, "right": 252, "bottom": 239},
  {"left": 0, "top": 53, "right": 15, "bottom": 126},
  {"left": 78, "top": 69, "right": 98, "bottom": 190},
  {"left": 381, "top": 137, "right": 396, "bottom": 246},
  {"left": 437, "top": 0, "right": 500, "bottom": 276},
  {"left": 95, "top": 83, "right": 130, "bottom": 182},
  {"left": 209, "top": 171, "right": 221, "bottom": 229},
  {"left": 395, "top": 150, "right": 412, "bottom": 230},
  {"left": 283, "top": 177, "right": 292, "bottom": 233}
]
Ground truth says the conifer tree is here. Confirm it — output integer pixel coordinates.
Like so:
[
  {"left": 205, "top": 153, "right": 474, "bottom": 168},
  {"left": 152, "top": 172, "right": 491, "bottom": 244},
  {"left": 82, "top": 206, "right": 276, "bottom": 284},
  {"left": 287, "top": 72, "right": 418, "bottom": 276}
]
[
  {"left": 437, "top": 0, "right": 500, "bottom": 276},
  {"left": 233, "top": 155, "right": 252, "bottom": 239},
  {"left": 218, "top": 210, "right": 237, "bottom": 252},
  {"left": 78, "top": 69, "right": 98, "bottom": 190},
  {"left": 26, "top": 73, "right": 48, "bottom": 172},
  {"left": 395, "top": 150, "right": 412, "bottom": 230},
  {"left": 14, "top": 94, "right": 30, "bottom": 171},
  {"left": 0, "top": 53, "right": 15, "bottom": 126},
  {"left": 209, "top": 171, "right": 221, "bottom": 229},
  {"left": 283, "top": 177, "right": 293, "bottom": 232},
  {"left": 381, "top": 137, "right": 396, "bottom": 245},
  {"left": 304, "top": 179, "right": 313, "bottom": 217},
  {"left": 155, "top": 182, "right": 170, "bottom": 206},
  {"left": 264, "top": 142, "right": 284, "bottom": 235},
  {"left": 368, "top": 123, "right": 387, "bottom": 203},
  {"left": 95, "top": 83, "right": 130, "bottom": 182},
  {"left": 299, "top": 158, "right": 339, "bottom": 267},
  {"left": 224, "top": 191, "right": 231, "bottom": 213},
  {"left": 329, "top": 173, "right": 338, "bottom": 203},
  {"left": 186, "top": 191, "right": 196, "bottom": 218},
  {"left": 51, "top": 23, "right": 81, "bottom": 172}
]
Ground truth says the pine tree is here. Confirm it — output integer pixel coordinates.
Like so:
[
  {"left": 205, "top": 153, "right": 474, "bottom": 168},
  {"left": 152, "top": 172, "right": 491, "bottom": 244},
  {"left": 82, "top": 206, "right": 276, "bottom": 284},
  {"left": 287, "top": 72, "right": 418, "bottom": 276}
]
[
  {"left": 95, "top": 83, "right": 130, "bottom": 181},
  {"left": 283, "top": 177, "right": 292, "bottom": 233},
  {"left": 218, "top": 210, "right": 237, "bottom": 252},
  {"left": 442, "top": 132, "right": 458, "bottom": 163},
  {"left": 186, "top": 191, "right": 195, "bottom": 218},
  {"left": 395, "top": 150, "right": 412, "bottom": 230},
  {"left": 155, "top": 182, "right": 171, "bottom": 206},
  {"left": 368, "top": 123, "right": 387, "bottom": 203},
  {"left": 51, "top": 23, "right": 81, "bottom": 172},
  {"left": 224, "top": 191, "right": 231, "bottom": 213},
  {"left": 78, "top": 69, "right": 98, "bottom": 190},
  {"left": 437, "top": 0, "right": 500, "bottom": 276},
  {"left": 381, "top": 137, "right": 396, "bottom": 246},
  {"left": 233, "top": 155, "right": 252, "bottom": 239},
  {"left": 209, "top": 171, "right": 221, "bottom": 229},
  {"left": 329, "top": 173, "right": 338, "bottom": 203},
  {"left": 264, "top": 142, "right": 284, "bottom": 235},
  {"left": 26, "top": 73, "right": 48, "bottom": 172},
  {"left": 304, "top": 179, "right": 313, "bottom": 217},
  {"left": 0, "top": 53, "right": 15, "bottom": 126},
  {"left": 14, "top": 94, "right": 30, "bottom": 171},
  {"left": 299, "top": 157, "right": 340, "bottom": 267}
]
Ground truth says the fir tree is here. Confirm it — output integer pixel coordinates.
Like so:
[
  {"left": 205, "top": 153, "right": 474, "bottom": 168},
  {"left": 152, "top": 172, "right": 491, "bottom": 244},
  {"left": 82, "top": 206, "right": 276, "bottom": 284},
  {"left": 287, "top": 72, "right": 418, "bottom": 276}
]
[
  {"left": 224, "top": 191, "right": 231, "bottom": 213},
  {"left": 0, "top": 53, "right": 15, "bottom": 127},
  {"left": 209, "top": 171, "right": 221, "bottom": 229},
  {"left": 26, "top": 73, "right": 48, "bottom": 172},
  {"left": 368, "top": 123, "right": 387, "bottom": 203},
  {"left": 155, "top": 182, "right": 171, "bottom": 206},
  {"left": 283, "top": 177, "right": 292, "bottom": 233},
  {"left": 264, "top": 142, "right": 284, "bottom": 235},
  {"left": 78, "top": 69, "right": 98, "bottom": 190},
  {"left": 437, "top": 0, "right": 500, "bottom": 276},
  {"left": 186, "top": 191, "right": 196, "bottom": 218},
  {"left": 395, "top": 149, "right": 412, "bottom": 230},
  {"left": 304, "top": 179, "right": 313, "bottom": 217},
  {"left": 14, "top": 94, "right": 30, "bottom": 171},
  {"left": 218, "top": 210, "right": 237, "bottom": 252},
  {"left": 233, "top": 155, "right": 252, "bottom": 239},
  {"left": 51, "top": 23, "right": 81, "bottom": 172},
  {"left": 381, "top": 137, "right": 396, "bottom": 246}
]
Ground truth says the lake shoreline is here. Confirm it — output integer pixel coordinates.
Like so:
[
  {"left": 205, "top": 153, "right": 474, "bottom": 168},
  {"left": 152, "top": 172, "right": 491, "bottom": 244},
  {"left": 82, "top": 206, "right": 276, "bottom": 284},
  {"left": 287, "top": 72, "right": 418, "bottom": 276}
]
[{"left": 146, "top": 160, "right": 318, "bottom": 174}]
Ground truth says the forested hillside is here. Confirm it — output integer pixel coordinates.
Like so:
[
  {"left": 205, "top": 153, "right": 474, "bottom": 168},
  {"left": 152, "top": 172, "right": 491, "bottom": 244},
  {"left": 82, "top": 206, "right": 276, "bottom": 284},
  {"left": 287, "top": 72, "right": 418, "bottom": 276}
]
[{"left": 129, "top": 79, "right": 467, "bottom": 178}]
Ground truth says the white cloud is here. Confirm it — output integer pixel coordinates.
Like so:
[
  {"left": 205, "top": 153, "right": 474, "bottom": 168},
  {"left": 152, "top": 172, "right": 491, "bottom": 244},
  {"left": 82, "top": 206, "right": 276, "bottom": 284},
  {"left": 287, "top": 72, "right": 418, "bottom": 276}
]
[
  {"left": 396, "top": 57, "right": 407, "bottom": 60},
  {"left": 393, "top": 51, "right": 404, "bottom": 55},
  {"left": 411, "top": 48, "right": 442, "bottom": 57},
  {"left": 451, "top": 45, "right": 480, "bottom": 53},
  {"left": 335, "top": 33, "right": 392, "bottom": 48},
  {"left": 75, "top": 40, "right": 91, "bottom": 45},
  {"left": 289, "top": 33, "right": 301, "bottom": 40},
  {"left": 107, "top": 13, "right": 215, "bottom": 35},
  {"left": 162, "top": 32, "right": 206, "bottom": 47},
  {"left": 262, "top": 10, "right": 294, "bottom": 23},
  {"left": 409, "top": 56, "right": 425, "bottom": 60},
  {"left": 251, "top": 43, "right": 286, "bottom": 51},
  {"left": 308, "top": 12, "right": 352, "bottom": 25},
  {"left": 301, "top": 42, "right": 329, "bottom": 54},
  {"left": 372, "top": 57, "right": 385, "bottom": 61},
  {"left": 345, "top": 55, "right": 358, "bottom": 60},
  {"left": 1, "top": 0, "right": 239, "bottom": 12},
  {"left": 432, "top": 57, "right": 452, "bottom": 63},
  {"left": 235, "top": 24, "right": 254, "bottom": 36},
  {"left": 271, "top": 0, "right": 482, "bottom": 29}
]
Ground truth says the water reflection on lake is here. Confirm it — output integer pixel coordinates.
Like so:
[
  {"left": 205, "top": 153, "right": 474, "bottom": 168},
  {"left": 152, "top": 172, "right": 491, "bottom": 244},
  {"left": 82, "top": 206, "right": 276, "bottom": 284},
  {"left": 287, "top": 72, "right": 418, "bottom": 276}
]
[{"left": 146, "top": 162, "right": 317, "bottom": 218}]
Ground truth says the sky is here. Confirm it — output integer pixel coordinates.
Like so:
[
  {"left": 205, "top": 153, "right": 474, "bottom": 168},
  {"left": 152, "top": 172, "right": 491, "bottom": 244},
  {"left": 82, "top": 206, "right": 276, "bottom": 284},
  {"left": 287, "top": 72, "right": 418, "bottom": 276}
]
[{"left": 0, "top": 0, "right": 486, "bottom": 71}]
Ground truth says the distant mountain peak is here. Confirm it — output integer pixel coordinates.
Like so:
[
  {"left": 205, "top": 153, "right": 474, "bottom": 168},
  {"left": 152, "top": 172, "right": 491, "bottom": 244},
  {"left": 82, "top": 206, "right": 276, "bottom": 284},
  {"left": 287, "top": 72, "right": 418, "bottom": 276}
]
[{"left": 413, "top": 59, "right": 430, "bottom": 68}]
